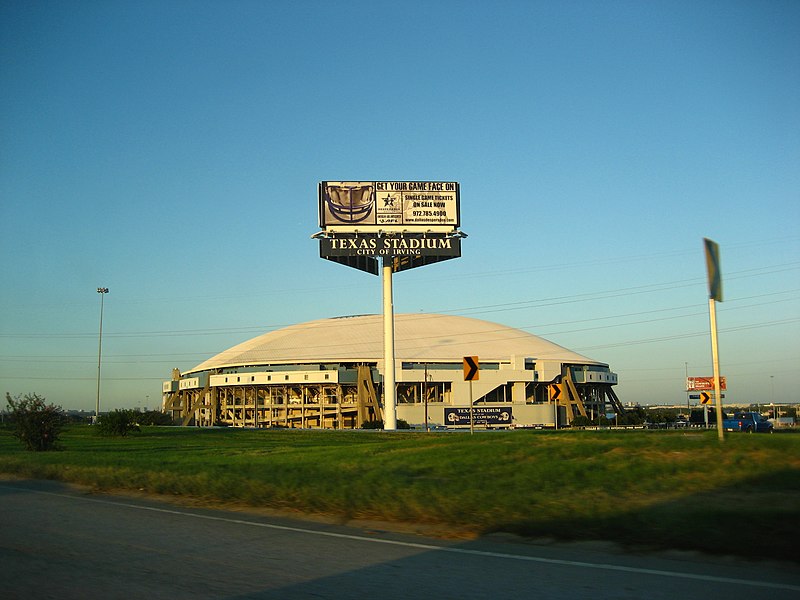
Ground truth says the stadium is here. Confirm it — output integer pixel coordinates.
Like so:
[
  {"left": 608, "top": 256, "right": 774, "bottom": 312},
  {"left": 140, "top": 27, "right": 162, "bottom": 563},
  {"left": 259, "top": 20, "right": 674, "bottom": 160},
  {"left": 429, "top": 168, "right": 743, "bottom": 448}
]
[{"left": 163, "top": 313, "right": 623, "bottom": 429}]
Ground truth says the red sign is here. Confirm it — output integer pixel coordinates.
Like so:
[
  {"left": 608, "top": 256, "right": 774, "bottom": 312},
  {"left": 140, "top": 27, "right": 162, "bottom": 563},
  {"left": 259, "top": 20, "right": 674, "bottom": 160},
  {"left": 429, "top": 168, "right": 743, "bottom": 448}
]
[{"left": 686, "top": 376, "right": 727, "bottom": 392}]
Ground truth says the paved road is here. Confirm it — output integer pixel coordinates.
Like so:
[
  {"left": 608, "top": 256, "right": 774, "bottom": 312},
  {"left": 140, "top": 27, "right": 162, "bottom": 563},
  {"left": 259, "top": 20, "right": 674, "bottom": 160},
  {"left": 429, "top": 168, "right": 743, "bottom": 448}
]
[{"left": 1, "top": 479, "right": 798, "bottom": 599}]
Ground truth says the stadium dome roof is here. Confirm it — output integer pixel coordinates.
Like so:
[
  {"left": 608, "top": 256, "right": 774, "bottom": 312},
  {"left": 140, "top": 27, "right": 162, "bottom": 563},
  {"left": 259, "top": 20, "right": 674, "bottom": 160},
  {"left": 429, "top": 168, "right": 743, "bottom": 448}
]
[{"left": 186, "top": 314, "right": 605, "bottom": 374}]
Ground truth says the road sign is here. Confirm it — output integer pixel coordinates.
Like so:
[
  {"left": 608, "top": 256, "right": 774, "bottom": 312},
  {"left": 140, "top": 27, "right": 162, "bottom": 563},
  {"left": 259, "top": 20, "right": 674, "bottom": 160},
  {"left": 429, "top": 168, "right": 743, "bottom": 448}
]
[
  {"left": 697, "top": 392, "right": 725, "bottom": 404},
  {"left": 549, "top": 383, "right": 561, "bottom": 401},
  {"left": 463, "top": 356, "right": 479, "bottom": 381}
]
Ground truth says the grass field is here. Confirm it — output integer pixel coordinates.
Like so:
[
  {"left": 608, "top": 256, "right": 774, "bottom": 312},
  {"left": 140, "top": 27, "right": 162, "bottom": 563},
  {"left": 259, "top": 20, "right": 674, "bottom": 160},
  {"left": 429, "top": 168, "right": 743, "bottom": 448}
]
[{"left": 1, "top": 425, "right": 798, "bottom": 562}]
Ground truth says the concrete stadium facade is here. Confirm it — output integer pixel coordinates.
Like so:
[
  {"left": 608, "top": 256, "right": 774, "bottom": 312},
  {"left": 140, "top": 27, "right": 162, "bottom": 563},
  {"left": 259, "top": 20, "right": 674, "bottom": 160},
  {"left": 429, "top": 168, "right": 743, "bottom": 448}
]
[{"left": 162, "top": 313, "right": 623, "bottom": 429}]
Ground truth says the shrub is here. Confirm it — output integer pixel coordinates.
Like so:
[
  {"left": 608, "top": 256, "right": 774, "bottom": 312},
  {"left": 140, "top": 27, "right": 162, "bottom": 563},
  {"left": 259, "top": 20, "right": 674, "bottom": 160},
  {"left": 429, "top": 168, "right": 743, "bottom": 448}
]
[
  {"left": 96, "top": 409, "right": 140, "bottom": 436},
  {"left": 570, "top": 415, "right": 592, "bottom": 428},
  {"left": 5, "top": 392, "right": 64, "bottom": 451},
  {"left": 360, "top": 419, "right": 411, "bottom": 430},
  {"left": 137, "top": 409, "right": 174, "bottom": 426},
  {"left": 618, "top": 409, "right": 646, "bottom": 426}
]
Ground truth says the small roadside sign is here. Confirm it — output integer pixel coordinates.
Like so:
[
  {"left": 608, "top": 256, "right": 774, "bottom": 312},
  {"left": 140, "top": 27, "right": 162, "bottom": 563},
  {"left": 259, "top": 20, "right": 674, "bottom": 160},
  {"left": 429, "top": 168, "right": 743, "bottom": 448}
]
[
  {"left": 445, "top": 407, "right": 512, "bottom": 426},
  {"left": 699, "top": 391, "right": 724, "bottom": 404},
  {"left": 463, "top": 356, "right": 479, "bottom": 381}
]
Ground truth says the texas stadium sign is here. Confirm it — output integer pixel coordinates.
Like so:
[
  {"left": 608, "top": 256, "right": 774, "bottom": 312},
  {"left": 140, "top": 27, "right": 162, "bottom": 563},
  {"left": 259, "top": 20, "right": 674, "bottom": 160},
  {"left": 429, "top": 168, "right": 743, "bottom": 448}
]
[{"left": 316, "top": 181, "right": 464, "bottom": 275}]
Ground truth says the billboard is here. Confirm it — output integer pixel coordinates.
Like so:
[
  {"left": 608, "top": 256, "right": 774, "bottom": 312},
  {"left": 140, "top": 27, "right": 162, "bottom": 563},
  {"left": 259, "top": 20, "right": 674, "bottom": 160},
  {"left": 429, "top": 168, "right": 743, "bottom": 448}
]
[
  {"left": 444, "top": 407, "right": 513, "bottom": 426},
  {"left": 319, "top": 181, "right": 460, "bottom": 230},
  {"left": 686, "top": 376, "right": 727, "bottom": 391}
]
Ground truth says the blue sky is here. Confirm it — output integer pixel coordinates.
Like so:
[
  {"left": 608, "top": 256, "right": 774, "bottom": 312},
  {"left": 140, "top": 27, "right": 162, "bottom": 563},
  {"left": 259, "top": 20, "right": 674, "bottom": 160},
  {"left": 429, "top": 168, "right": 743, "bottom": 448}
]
[{"left": 1, "top": 0, "right": 798, "bottom": 412}]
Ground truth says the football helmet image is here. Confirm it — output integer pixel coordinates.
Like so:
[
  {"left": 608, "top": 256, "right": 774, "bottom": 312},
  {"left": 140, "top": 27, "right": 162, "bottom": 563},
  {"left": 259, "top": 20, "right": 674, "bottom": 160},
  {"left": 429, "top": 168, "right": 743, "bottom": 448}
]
[{"left": 324, "top": 182, "right": 375, "bottom": 224}]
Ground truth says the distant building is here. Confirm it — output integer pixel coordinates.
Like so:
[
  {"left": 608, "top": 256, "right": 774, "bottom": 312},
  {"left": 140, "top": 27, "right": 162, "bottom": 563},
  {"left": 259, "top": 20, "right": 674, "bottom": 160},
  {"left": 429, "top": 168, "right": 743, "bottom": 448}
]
[{"left": 163, "top": 314, "right": 622, "bottom": 429}]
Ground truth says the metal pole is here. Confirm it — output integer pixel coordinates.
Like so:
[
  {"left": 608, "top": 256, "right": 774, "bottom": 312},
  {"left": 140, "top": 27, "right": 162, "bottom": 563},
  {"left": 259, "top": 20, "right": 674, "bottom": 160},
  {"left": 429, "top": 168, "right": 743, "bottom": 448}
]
[
  {"left": 424, "top": 363, "right": 429, "bottom": 432},
  {"left": 708, "top": 298, "right": 724, "bottom": 442},
  {"left": 685, "top": 361, "right": 689, "bottom": 418},
  {"left": 771, "top": 375, "right": 775, "bottom": 418},
  {"left": 553, "top": 398, "right": 558, "bottom": 430},
  {"left": 469, "top": 380, "right": 474, "bottom": 434},
  {"left": 96, "top": 287, "right": 109, "bottom": 423},
  {"left": 382, "top": 259, "right": 397, "bottom": 431}
]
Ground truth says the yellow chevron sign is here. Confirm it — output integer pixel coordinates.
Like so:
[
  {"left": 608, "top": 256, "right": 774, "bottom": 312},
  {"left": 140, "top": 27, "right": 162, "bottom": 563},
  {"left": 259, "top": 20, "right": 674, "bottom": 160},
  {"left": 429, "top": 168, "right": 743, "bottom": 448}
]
[{"left": 463, "top": 356, "right": 479, "bottom": 381}]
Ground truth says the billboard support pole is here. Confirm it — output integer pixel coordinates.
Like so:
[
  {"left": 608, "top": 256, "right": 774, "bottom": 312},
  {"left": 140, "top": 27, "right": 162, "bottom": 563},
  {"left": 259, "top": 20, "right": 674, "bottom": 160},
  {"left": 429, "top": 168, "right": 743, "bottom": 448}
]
[
  {"left": 703, "top": 238, "right": 724, "bottom": 442},
  {"left": 382, "top": 258, "right": 397, "bottom": 431},
  {"left": 708, "top": 298, "right": 724, "bottom": 442}
]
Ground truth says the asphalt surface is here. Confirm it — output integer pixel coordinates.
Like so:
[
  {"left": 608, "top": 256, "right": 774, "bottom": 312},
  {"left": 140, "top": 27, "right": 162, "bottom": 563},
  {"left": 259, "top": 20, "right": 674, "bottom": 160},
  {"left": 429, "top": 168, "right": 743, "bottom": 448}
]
[{"left": 1, "top": 478, "right": 798, "bottom": 599}]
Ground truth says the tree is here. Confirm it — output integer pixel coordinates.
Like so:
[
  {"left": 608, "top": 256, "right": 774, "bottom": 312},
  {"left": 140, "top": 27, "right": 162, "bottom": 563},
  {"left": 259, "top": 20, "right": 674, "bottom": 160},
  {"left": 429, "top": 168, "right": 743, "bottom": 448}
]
[
  {"left": 137, "top": 410, "right": 174, "bottom": 426},
  {"left": 96, "top": 409, "right": 140, "bottom": 437},
  {"left": 570, "top": 415, "right": 592, "bottom": 428},
  {"left": 5, "top": 392, "right": 64, "bottom": 451},
  {"left": 618, "top": 406, "right": 646, "bottom": 426}
]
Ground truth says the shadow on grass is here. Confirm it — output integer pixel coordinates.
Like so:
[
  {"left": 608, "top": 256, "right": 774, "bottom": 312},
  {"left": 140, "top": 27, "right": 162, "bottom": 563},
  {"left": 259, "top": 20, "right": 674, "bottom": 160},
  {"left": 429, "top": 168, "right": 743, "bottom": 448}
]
[{"left": 488, "top": 468, "right": 800, "bottom": 563}]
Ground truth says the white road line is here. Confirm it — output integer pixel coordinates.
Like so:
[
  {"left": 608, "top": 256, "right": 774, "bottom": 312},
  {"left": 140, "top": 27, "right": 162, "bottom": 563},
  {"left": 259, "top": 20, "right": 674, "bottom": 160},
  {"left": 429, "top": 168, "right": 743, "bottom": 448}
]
[{"left": 4, "top": 482, "right": 799, "bottom": 593}]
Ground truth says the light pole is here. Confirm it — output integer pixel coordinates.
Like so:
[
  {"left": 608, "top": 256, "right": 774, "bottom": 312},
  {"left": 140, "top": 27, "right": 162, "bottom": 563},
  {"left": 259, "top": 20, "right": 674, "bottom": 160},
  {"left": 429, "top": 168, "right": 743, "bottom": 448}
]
[
  {"left": 771, "top": 375, "right": 775, "bottom": 419},
  {"left": 685, "top": 361, "right": 689, "bottom": 416},
  {"left": 96, "top": 287, "right": 109, "bottom": 423}
]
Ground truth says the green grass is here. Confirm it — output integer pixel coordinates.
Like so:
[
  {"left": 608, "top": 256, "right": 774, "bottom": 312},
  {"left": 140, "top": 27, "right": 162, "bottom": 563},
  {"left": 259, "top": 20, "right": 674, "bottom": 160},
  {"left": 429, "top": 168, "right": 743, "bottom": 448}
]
[{"left": 1, "top": 426, "right": 798, "bottom": 561}]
